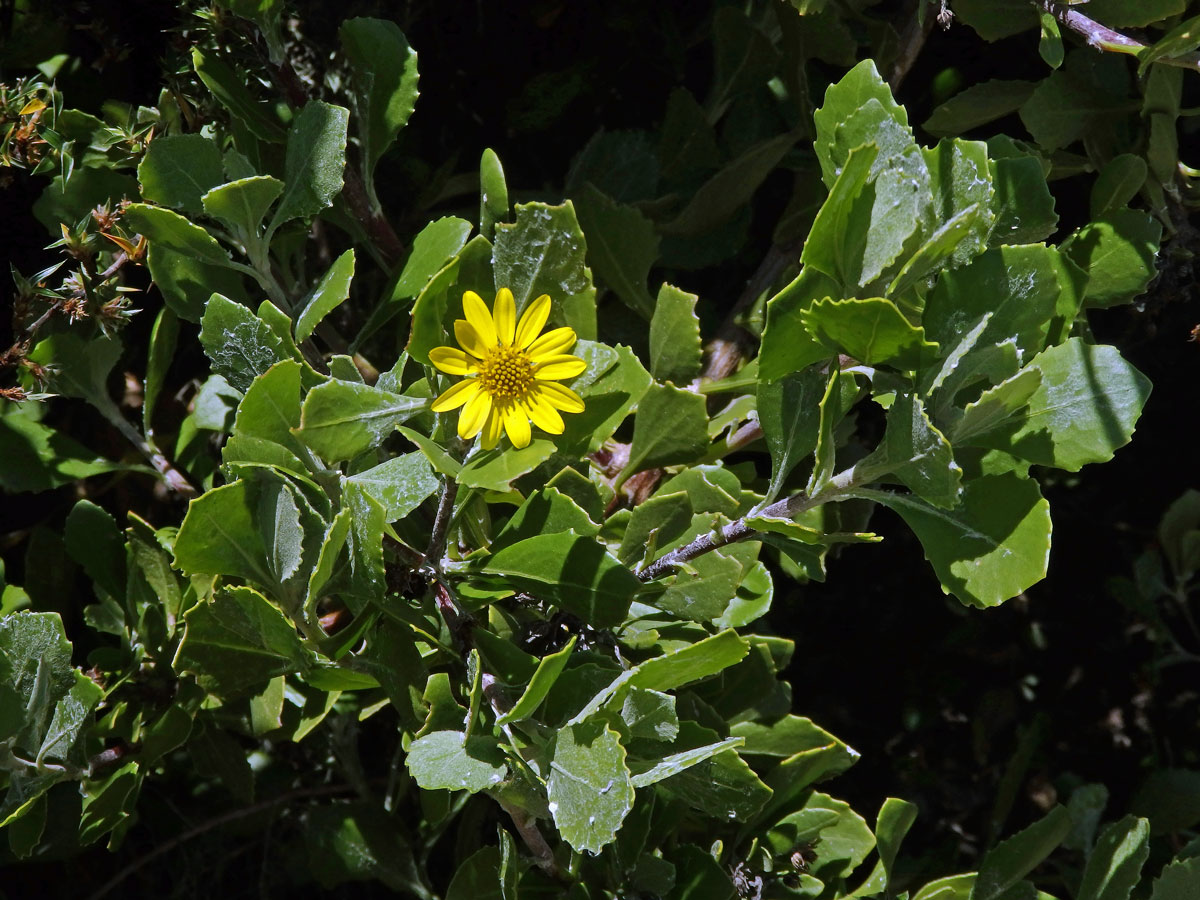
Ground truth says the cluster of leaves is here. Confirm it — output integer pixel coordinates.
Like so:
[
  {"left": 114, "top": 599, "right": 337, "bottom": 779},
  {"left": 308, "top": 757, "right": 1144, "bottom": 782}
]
[{"left": 2, "top": 0, "right": 1199, "bottom": 897}]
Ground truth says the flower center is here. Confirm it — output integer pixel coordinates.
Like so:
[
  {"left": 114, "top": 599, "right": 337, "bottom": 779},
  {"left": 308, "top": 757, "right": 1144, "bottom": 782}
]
[{"left": 477, "top": 345, "right": 535, "bottom": 399}]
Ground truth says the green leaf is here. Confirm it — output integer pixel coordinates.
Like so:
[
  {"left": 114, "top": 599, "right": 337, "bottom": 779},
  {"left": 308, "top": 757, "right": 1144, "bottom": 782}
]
[
  {"left": 268, "top": 101, "right": 349, "bottom": 232},
  {"left": 457, "top": 440, "right": 557, "bottom": 492},
  {"left": 294, "top": 379, "right": 427, "bottom": 462},
  {"left": 144, "top": 305, "right": 179, "bottom": 437},
  {"left": 147, "top": 242, "right": 247, "bottom": 322},
  {"left": 1063, "top": 210, "right": 1161, "bottom": 309},
  {"left": 919, "top": 137, "right": 994, "bottom": 271},
  {"left": 1140, "top": 14, "right": 1200, "bottom": 75},
  {"left": 406, "top": 234, "right": 492, "bottom": 365},
  {"left": 620, "top": 384, "right": 709, "bottom": 484},
  {"left": 555, "top": 343, "right": 653, "bottom": 457},
  {"left": 757, "top": 369, "right": 824, "bottom": 502},
  {"left": 731, "top": 714, "right": 844, "bottom": 758},
  {"left": 657, "top": 745, "right": 772, "bottom": 822},
  {"left": 306, "top": 802, "right": 422, "bottom": 893},
  {"left": 122, "top": 203, "right": 231, "bottom": 267},
  {"left": 759, "top": 268, "right": 846, "bottom": 382},
  {"left": 865, "top": 473, "right": 1051, "bottom": 608},
  {"left": 866, "top": 394, "right": 962, "bottom": 509},
  {"left": 406, "top": 730, "right": 507, "bottom": 793},
  {"left": 479, "top": 148, "right": 508, "bottom": 240},
  {"left": 497, "top": 637, "right": 577, "bottom": 725},
  {"left": 201, "top": 175, "right": 284, "bottom": 237},
  {"left": 547, "top": 720, "right": 635, "bottom": 853},
  {"left": 988, "top": 153, "right": 1057, "bottom": 246},
  {"left": 199, "top": 293, "right": 289, "bottom": 393},
  {"left": 1019, "top": 67, "right": 1125, "bottom": 153},
  {"left": 807, "top": 367, "right": 846, "bottom": 496},
  {"left": 968, "top": 339, "right": 1151, "bottom": 472},
  {"left": 0, "top": 413, "right": 121, "bottom": 492},
  {"left": 660, "top": 132, "right": 798, "bottom": 236},
  {"left": 801, "top": 144, "right": 877, "bottom": 289},
  {"left": 947, "top": 368, "right": 1042, "bottom": 445},
  {"left": 630, "top": 737, "right": 744, "bottom": 787},
  {"left": 877, "top": 797, "right": 919, "bottom": 888},
  {"left": 0, "top": 611, "right": 75, "bottom": 752},
  {"left": 1090, "top": 155, "right": 1148, "bottom": 218},
  {"left": 138, "top": 133, "right": 225, "bottom": 216},
  {"left": 619, "top": 493, "right": 694, "bottom": 567},
  {"left": 347, "top": 452, "right": 438, "bottom": 522},
  {"left": 493, "top": 200, "right": 597, "bottom": 339},
  {"left": 1131, "top": 769, "right": 1200, "bottom": 834},
  {"left": 629, "top": 629, "right": 750, "bottom": 694},
  {"left": 192, "top": 47, "right": 286, "bottom": 143},
  {"left": 229, "top": 359, "right": 308, "bottom": 461},
  {"left": 621, "top": 687, "right": 679, "bottom": 741},
  {"left": 575, "top": 184, "right": 658, "bottom": 318},
  {"left": 648, "top": 284, "right": 701, "bottom": 385},
  {"left": 339, "top": 17, "right": 419, "bottom": 179},
  {"left": 174, "top": 481, "right": 273, "bottom": 585},
  {"left": 175, "top": 586, "right": 310, "bottom": 696},
  {"left": 970, "top": 806, "right": 1071, "bottom": 900},
  {"left": 64, "top": 500, "right": 125, "bottom": 599},
  {"left": 813, "top": 59, "right": 909, "bottom": 186},
  {"left": 355, "top": 217, "right": 472, "bottom": 348},
  {"left": 924, "top": 245, "right": 1063, "bottom": 366},
  {"left": 445, "top": 847, "right": 505, "bottom": 900},
  {"left": 802, "top": 297, "right": 936, "bottom": 369},
  {"left": 482, "top": 533, "right": 638, "bottom": 629},
  {"left": 1037, "top": 11, "right": 1064, "bottom": 67},
  {"left": 493, "top": 489, "right": 599, "bottom": 552},
  {"left": 1150, "top": 857, "right": 1200, "bottom": 900},
  {"left": 257, "top": 478, "right": 306, "bottom": 585},
  {"left": 656, "top": 550, "right": 743, "bottom": 621},
  {"left": 1077, "top": 815, "right": 1149, "bottom": 900},
  {"left": 295, "top": 249, "right": 355, "bottom": 342},
  {"left": 924, "top": 81, "right": 1038, "bottom": 137}
]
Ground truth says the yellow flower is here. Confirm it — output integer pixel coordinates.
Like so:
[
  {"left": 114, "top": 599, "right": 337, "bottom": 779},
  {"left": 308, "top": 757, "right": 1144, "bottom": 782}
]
[{"left": 429, "top": 288, "right": 587, "bottom": 449}]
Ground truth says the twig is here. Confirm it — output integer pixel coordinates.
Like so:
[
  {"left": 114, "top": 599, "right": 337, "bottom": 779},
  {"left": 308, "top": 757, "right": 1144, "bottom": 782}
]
[
  {"left": 85, "top": 784, "right": 357, "bottom": 900},
  {"left": 889, "top": 1, "right": 939, "bottom": 93},
  {"left": 495, "top": 794, "right": 565, "bottom": 880},
  {"left": 1035, "top": 0, "right": 1200, "bottom": 73},
  {"left": 636, "top": 464, "right": 870, "bottom": 581},
  {"left": 702, "top": 239, "right": 803, "bottom": 382},
  {"left": 425, "top": 478, "right": 459, "bottom": 564}
]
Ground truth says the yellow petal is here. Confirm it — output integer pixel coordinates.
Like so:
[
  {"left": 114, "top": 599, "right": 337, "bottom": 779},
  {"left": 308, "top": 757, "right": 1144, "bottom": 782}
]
[
  {"left": 515, "top": 294, "right": 552, "bottom": 348},
  {"left": 535, "top": 355, "right": 588, "bottom": 380},
  {"left": 503, "top": 403, "right": 532, "bottom": 448},
  {"left": 454, "top": 319, "right": 488, "bottom": 359},
  {"left": 431, "top": 378, "right": 479, "bottom": 412},
  {"left": 481, "top": 406, "right": 504, "bottom": 450},
  {"left": 493, "top": 287, "right": 516, "bottom": 346},
  {"left": 462, "top": 290, "right": 498, "bottom": 347},
  {"left": 429, "top": 346, "right": 475, "bottom": 375},
  {"left": 536, "top": 381, "right": 586, "bottom": 413},
  {"left": 458, "top": 389, "right": 492, "bottom": 440},
  {"left": 524, "top": 393, "right": 565, "bottom": 434},
  {"left": 527, "top": 327, "right": 577, "bottom": 360}
]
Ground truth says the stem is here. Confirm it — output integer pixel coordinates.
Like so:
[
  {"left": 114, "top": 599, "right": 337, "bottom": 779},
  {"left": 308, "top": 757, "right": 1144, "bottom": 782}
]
[
  {"left": 96, "top": 399, "right": 196, "bottom": 497},
  {"left": 495, "top": 795, "right": 565, "bottom": 881},
  {"left": 636, "top": 464, "right": 871, "bottom": 582},
  {"left": 702, "top": 239, "right": 803, "bottom": 382},
  {"left": 889, "top": 1, "right": 939, "bottom": 93},
  {"left": 1035, "top": 0, "right": 1200, "bottom": 73},
  {"left": 426, "top": 477, "right": 459, "bottom": 564}
]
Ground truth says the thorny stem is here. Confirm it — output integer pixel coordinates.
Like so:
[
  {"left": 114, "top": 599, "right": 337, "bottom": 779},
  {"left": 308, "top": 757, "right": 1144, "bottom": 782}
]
[
  {"left": 1035, "top": 0, "right": 1200, "bottom": 73},
  {"left": 636, "top": 464, "right": 872, "bottom": 582}
]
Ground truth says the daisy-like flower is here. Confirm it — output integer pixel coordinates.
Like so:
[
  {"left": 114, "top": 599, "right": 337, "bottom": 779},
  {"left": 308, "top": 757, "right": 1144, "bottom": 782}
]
[{"left": 429, "top": 288, "right": 587, "bottom": 449}]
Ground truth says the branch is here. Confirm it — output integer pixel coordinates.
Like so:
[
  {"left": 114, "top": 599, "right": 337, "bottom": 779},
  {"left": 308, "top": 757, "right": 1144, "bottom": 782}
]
[
  {"left": 636, "top": 464, "right": 871, "bottom": 582},
  {"left": 425, "top": 477, "right": 459, "bottom": 564},
  {"left": 1036, "top": 0, "right": 1200, "bottom": 73},
  {"left": 702, "top": 238, "right": 803, "bottom": 381}
]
